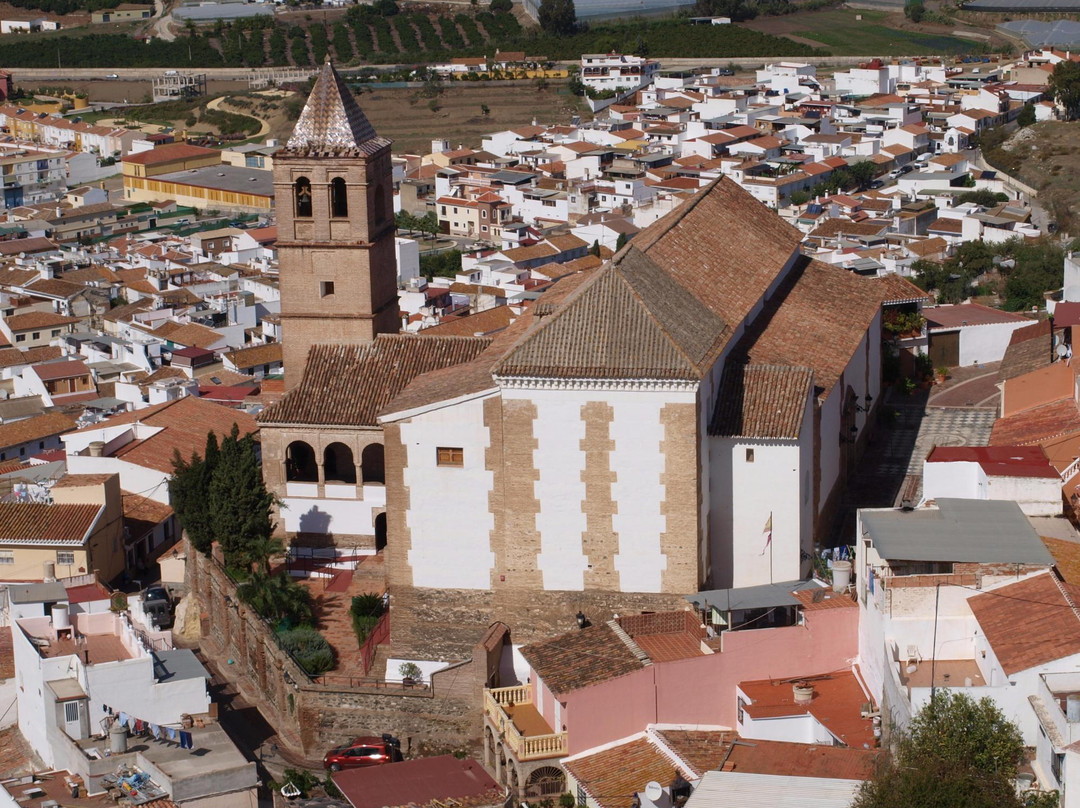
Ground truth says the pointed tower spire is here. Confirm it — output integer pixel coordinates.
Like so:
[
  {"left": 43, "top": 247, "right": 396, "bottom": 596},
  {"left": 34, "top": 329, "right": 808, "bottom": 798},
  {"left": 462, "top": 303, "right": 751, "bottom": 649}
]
[{"left": 286, "top": 59, "right": 385, "bottom": 153}]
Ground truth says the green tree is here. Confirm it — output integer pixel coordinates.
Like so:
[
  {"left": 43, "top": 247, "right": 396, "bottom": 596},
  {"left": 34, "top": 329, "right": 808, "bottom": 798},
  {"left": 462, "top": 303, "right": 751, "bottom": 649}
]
[
  {"left": 1049, "top": 60, "right": 1080, "bottom": 121},
  {"left": 208, "top": 424, "right": 275, "bottom": 571},
  {"left": 1016, "top": 103, "right": 1036, "bottom": 128},
  {"left": 615, "top": 232, "right": 628, "bottom": 251},
  {"left": 904, "top": 0, "right": 925, "bottom": 21},
  {"left": 590, "top": 239, "right": 601, "bottom": 257},
  {"left": 490, "top": 0, "right": 513, "bottom": 11},
  {"left": 169, "top": 432, "right": 220, "bottom": 556},
  {"left": 789, "top": 190, "right": 811, "bottom": 205},
  {"left": 538, "top": 0, "right": 576, "bottom": 35},
  {"left": 847, "top": 160, "right": 877, "bottom": 189},
  {"left": 853, "top": 691, "right": 1046, "bottom": 808},
  {"left": 237, "top": 569, "right": 313, "bottom": 626},
  {"left": 481, "top": 103, "right": 490, "bottom": 116}
]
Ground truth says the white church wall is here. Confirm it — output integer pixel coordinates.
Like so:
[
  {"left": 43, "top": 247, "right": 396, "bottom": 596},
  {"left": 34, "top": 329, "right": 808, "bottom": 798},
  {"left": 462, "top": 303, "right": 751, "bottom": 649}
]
[
  {"left": 710, "top": 436, "right": 803, "bottom": 588},
  {"left": 503, "top": 384, "right": 695, "bottom": 593},
  {"left": 400, "top": 395, "right": 496, "bottom": 590},
  {"left": 279, "top": 495, "right": 380, "bottom": 538}
]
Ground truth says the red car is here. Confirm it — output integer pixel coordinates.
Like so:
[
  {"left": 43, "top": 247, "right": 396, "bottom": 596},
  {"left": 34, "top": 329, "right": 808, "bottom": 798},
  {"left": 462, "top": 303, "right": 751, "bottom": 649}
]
[{"left": 323, "top": 736, "right": 402, "bottom": 771}]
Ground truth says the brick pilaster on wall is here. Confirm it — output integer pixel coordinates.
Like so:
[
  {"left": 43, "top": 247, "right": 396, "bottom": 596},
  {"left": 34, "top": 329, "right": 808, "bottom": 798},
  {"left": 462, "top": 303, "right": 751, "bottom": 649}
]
[
  {"left": 498, "top": 399, "right": 543, "bottom": 589},
  {"left": 658, "top": 402, "right": 701, "bottom": 594},
  {"left": 382, "top": 422, "right": 412, "bottom": 591},
  {"left": 580, "top": 401, "right": 619, "bottom": 590},
  {"left": 484, "top": 396, "right": 507, "bottom": 590}
]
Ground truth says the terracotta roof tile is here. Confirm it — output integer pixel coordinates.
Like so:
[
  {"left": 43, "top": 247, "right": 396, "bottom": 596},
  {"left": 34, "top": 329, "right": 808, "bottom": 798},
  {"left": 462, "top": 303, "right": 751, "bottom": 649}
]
[
  {"left": 990, "top": 398, "right": 1080, "bottom": 448},
  {"left": 739, "top": 670, "right": 877, "bottom": 748},
  {"left": 732, "top": 259, "right": 885, "bottom": 395},
  {"left": 968, "top": 573, "right": 1080, "bottom": 675},
  {"left": 1043, "top": 537, "right": 1080, "bottom": 585},
  {"left": 0, "top": 412, "right": 77, "bottom": 451},
  {"left": 721, "top": 738, "right": 881, "bottom": 779},
  {"left": 564, "top": 737, "right": 690, "bottom": 808},
  {"left": 122, "top": 143, "right": 219, "bottom": 166},
  {"left": 3, "top": 311, "right": 78, "bottom": 332},
  {"left": 421, "top": 306, "right": 515, "bottom": 337},
  {"left": 260, "top": 335, "right": 490, "bottom": 427},
  {"left": 651, "top": 729, "right": 735, "bottom": 776},
  {"left": 0, "top": 501, "right": 101, "bottom": 545},
  {"left": 520, "top": 623, "right": 644, "bottom": 695},
  {"left": 0, "top": 346, "right": 62, "bottom": 368},
  {"left": 871, "top": 273, "right": 930, "bottom": 305},
  {"left": 710, "top": 363, "right": 812, "bottom": 439},
  {"left": 925, "top": 302, "right": 1030, "bottom": 329},
  {"left": 224, "top": 342, "right": 282, "bottom": 369},
  {"left": 999, "top": 319, "right": 1053, "bottom": 382},
  {"left": 496, "top": 246, "right": 728, "bottom": 381},
  {"left": 807, "top": 219, "right": 889, "bottom": 240},
  {"left": 78, "top": 396, "right": 257, "bottom": 473}
]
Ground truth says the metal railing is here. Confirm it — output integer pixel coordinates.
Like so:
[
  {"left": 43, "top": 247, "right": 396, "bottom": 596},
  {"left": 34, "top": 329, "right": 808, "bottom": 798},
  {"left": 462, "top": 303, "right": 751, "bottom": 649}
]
[
  {"left": 483, "top": 686, "right": 568, "bottom": 761},
  {"left": 360, "top": 611, "right": 390, "bottom": 675}
]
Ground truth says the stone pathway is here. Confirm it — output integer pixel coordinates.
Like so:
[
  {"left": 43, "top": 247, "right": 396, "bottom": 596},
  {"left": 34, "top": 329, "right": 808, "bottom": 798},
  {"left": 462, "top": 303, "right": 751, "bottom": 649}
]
[
  {"left": 825, "top": 402, "right": 998, "bottom": 547},
  {"left": 928, "top": 361, "right": 1002, "bottom": 410},
  {"left": 299, "top": 555, "right": 386, "bottom": 678}
]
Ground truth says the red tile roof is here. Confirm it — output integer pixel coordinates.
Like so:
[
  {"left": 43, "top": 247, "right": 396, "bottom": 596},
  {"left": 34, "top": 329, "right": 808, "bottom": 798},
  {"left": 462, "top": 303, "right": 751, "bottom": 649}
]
[
  {"left": 0, "top": 412, "right": 78, "bottom": 451},
  {"left": 33, "top": 360, "right": 90, "bottom": 381},
  {"left": 332, "top": 755, "right": 501, "bottom": 808},
  {"left": 3, "top": 311, "right": 78, "bottom": 332},
  {"left": 259, "top": 335, "right": 491, "bottom": 428},
  {"left": 926, "top": 445, "right": 1059, "bottom": 478},
  {"left": 738, "top": 669, "right": 877, "bottom": 749},
  {"left": 565, "top": 737, "right": 692, "bottom": 808},
  {"left": 990, "top": 398, "right": 1080, "bottom": 449},
  {"left": 78, "top": 396, "right": 257, "bottom": 473},
  {"left": 710, "top": 364, "right": 813, "bottom": 440},
  {"left": 721, "top": 738, "right": 881, "bottom": 779},
  {"left": 0, "top": 502, "right": 101, "bottom": 545},
  {"left": 924, "top": 302, "right": 1030, "bottom": 330},
  {"left": 968, "top": 573, "right": 1080, "bottom": 675},
  {"left": 122, "top": 143, "right": 219, "bottom": 166}
]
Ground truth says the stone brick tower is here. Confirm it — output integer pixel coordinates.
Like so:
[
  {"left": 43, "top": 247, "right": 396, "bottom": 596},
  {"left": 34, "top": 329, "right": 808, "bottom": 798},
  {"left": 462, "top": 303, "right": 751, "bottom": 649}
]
[{"left": 274, "top": 59, "right": 398, "bottom": 388}]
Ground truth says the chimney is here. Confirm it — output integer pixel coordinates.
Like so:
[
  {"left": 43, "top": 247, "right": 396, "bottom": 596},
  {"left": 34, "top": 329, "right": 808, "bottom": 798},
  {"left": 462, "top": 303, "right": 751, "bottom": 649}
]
[{"left": 793, "top": 684, "right": 814, "bottom": 704}]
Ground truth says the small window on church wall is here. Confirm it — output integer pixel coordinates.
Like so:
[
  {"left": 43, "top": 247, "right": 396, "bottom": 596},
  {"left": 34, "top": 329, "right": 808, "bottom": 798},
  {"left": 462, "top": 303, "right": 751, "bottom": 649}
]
[
  {"left": 745, "top": 448, "right": 754, "bottom": 463},
  {"left": 436, "top": 447, "right": 464, "bottom": 467},
  {"left": 330, "top": 177, "right": 348, "bottom": 218},
  {"left": 320, "top": 281, "right": 335, "bottom": 297},
  {"left": 294, "top": 177, "right": 313, "bottom": 218}
]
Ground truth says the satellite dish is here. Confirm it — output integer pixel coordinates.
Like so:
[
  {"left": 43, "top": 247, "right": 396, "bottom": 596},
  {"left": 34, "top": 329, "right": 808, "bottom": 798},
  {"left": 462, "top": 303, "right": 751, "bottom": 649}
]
[{"left": 644, "top": 782, "right": 664, "bottom": 802}]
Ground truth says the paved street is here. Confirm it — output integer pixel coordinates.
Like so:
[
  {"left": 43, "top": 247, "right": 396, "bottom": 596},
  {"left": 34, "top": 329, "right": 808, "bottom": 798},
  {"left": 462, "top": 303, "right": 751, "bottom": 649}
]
[{"left": 825, "top": 397, "right": 997, "bottom": 548}]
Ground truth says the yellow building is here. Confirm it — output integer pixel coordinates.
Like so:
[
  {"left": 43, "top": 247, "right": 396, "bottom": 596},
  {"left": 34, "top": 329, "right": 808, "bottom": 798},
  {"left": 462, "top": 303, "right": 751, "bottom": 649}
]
[
  {"left": 0, "top": 473, "right": 125, "bottom": 584},
  {"left": 121, "top": 142, "right": 221, "bottom": 180},
  {"left": 124, "top": 164, "right": 274, "bottom": 212}
]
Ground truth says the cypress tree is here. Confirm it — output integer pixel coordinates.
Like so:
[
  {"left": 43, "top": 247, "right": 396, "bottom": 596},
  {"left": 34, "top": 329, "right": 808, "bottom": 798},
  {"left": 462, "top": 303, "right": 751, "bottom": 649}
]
[{"left": 208, "top": 424, "right": 275, "bottom": 571}]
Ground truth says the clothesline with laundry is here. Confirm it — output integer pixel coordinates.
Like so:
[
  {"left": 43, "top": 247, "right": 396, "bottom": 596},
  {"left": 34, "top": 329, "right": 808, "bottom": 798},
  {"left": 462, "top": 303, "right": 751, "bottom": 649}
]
[{"left": 105, "top": 707, "right": 195, "bottom": 750}]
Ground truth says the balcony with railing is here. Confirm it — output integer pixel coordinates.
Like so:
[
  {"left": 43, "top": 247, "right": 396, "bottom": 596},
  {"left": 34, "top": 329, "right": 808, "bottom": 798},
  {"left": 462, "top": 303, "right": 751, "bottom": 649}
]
[{"left": 484, "top": 686, "right": 568, "bottom": 761}]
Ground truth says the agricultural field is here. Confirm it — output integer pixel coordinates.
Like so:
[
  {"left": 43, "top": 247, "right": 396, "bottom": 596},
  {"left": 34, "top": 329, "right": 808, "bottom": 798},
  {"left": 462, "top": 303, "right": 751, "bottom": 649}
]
[
  {"left": 744, "top": 7, "right": 999, "bottom": 55},
  {"left": 350, "top": 81, "right": 590, "bottom": 154},
  {"left": 0, "top": 5, "right": 823, "bottom": 69}
]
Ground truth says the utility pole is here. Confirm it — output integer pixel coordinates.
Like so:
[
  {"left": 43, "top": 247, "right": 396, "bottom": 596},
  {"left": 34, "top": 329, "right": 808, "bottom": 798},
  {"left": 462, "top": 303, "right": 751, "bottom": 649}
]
[{"left": 930, "top": 582, "right": 941, "bottom": 699}]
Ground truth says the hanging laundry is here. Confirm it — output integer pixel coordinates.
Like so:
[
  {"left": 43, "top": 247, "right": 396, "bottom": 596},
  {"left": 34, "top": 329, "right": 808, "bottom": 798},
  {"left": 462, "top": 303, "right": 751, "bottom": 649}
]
[
  {"left": 117, "top": 712, "right": 129, "bottom": 727},
  {"left": 165, "top": 727, "right": 178, "bottom": 742},
  {"left": 149, "top": 724, "right": 161, "bottom": 740},
  {"left": 134, "top": 720, "right": 144, "bottom": 734},
  {"left": 178, "top": 731, "right": 193, "bottom": 750},
  {"left": 127, "top": 717, "right": 136, "bottom": 732}
]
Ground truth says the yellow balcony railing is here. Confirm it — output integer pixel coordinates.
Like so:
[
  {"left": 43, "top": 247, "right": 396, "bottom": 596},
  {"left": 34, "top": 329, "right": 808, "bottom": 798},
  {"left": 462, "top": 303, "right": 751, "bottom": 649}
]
[{"left": 484, "top": 686, "right": 568, "bottom": 762}]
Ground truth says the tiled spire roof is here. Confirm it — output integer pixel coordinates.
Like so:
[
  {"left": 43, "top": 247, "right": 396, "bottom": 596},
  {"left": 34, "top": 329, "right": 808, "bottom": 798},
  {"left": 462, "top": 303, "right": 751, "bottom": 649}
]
[{"left": 286, "top": 58, "right": 386, "bottom": 153}]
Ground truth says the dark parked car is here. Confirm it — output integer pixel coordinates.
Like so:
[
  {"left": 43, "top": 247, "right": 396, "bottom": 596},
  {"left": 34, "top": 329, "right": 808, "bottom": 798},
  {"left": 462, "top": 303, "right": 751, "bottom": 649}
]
[{"left": 323, "top": 735, "right": 402, "bottom": 771}]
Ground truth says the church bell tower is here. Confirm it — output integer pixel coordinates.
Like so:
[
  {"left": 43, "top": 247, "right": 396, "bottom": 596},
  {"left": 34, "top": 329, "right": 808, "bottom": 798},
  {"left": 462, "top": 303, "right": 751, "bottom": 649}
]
[{"left": 274, "top": 59, "right": 399, "bottom": 388}]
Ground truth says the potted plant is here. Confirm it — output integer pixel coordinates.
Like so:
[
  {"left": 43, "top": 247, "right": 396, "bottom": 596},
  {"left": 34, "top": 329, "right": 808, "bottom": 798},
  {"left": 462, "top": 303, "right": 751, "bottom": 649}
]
[
  {"left": 936, "top": 366, "right": 949, "bottom": 384},
  {"left": 398, "top": 661, "right": 423, "bottom": 687}
]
